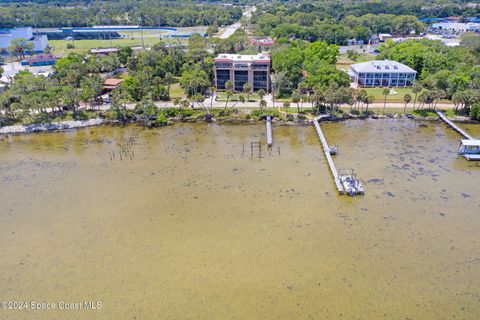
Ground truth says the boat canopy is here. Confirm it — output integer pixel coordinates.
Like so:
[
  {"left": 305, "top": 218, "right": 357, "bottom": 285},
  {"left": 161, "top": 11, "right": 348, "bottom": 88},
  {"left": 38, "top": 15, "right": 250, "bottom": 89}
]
[{"left": 460, "top": 139, "right": 480, "bottom": 146}]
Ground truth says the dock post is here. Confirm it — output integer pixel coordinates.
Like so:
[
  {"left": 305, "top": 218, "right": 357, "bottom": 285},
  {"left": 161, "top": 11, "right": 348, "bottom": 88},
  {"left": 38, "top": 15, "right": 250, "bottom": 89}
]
[{"left": 266, "top": 115, "right": 273, "bottom": 148}]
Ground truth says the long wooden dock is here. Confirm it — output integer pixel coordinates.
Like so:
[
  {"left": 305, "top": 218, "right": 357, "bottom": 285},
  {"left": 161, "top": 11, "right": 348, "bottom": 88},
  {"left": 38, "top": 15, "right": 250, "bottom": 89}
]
[
  {"left": 266, "top": 115, "right": 273, "bottom": 147},
  {"left": 313, "top": 117, "right": 344, "bottom": 194},
  {"left": 436, "top": 111, "right": 473, "bottom": 140}
]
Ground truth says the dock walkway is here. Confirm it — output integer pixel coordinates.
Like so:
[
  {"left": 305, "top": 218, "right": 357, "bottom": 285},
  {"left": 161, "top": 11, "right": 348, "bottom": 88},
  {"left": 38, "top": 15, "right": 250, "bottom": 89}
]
[
  {"left": 436, "top": 111, "right": 473, "bottom": 140},
  {"left": 313, "top": 117, "right": 344, "bottom": 194},
  {"left": 266, "top": 115, "right": 273, "bottom": 147}
]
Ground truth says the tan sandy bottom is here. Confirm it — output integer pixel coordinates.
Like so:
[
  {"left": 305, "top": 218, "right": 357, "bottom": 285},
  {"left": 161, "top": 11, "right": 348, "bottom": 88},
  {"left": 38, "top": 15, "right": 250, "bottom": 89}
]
[{"left": 0, "top": 120, "right": 479, "bottom": 319}]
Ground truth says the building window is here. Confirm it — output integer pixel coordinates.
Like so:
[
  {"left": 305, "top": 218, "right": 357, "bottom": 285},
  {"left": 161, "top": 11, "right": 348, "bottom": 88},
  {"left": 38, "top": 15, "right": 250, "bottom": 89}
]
[
  {"left": 216, "top": 70, "right": 230, "bottom": 90},
  {"left": 234, "top": 70, "right": 249, "bottom": 91},
  {"left": 253, "top": 71, "right": 268, "bottom": 90}
]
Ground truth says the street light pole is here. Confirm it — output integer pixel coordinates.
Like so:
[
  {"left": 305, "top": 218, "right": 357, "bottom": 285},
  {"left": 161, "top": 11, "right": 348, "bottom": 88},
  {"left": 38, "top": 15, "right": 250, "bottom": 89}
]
[
  {"left": 138, "top": 17, "right": 145, "bottom": 49},
  {"left": 68, "top": 20, "right": 75, "bottom": 48}
]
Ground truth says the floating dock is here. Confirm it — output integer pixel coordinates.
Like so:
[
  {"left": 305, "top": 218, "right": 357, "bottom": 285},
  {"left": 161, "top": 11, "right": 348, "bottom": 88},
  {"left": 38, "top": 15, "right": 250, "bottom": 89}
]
[
  {"left": 435, "top": 110, "right": 473, "bottom": 140},
  {"left": 266, "top": 115, "right": 273, "bottom": 147},
  {"left": 313, "top": 117, "right": 344, "bottom": 195}
]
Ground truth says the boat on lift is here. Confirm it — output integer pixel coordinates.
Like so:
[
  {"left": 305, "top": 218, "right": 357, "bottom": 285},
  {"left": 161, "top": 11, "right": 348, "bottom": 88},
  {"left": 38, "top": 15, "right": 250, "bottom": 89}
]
[
  {"left": 338, "top": 169, "right": 364, "bottom": 196},
  {"left": 458, "top": 139, "right": 480, "bottom": 161}
]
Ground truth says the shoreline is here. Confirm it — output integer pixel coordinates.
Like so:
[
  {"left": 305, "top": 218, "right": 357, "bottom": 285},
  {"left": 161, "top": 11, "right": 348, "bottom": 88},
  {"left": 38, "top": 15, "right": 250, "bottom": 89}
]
[
  {"left": 0, "top": 118, "right": 104, "bottom": 135},
  {"left": 0, "top": 114, "right": 478, "bottom": 135}
]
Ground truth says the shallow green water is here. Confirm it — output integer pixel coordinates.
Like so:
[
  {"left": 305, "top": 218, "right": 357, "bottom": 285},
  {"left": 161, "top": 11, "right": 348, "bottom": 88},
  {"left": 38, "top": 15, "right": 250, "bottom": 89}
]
[{"left": 0, "top": 120, "right": 479, "bottom": 319}]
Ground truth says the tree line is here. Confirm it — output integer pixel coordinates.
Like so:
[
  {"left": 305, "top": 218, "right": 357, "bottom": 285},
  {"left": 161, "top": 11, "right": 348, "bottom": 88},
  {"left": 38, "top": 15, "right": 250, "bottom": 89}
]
[
  {"left": 378, "top": 38, "right": 480, "bottom": 118},
  {"left": 252, "top": 11, "right": 425, "bottom": 45},
  {"left": 0, "top": 0, "right": 242, "bottom": 28}
]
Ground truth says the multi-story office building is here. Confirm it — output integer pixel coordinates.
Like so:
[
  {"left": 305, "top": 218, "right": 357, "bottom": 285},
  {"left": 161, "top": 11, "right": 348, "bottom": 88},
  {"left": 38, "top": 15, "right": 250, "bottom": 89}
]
[
  {"left": 349, "top": 60, "right": 417, "bottom": 87},
  {"left": 214, "top": 52, "right": 271, "bottom": 92}
]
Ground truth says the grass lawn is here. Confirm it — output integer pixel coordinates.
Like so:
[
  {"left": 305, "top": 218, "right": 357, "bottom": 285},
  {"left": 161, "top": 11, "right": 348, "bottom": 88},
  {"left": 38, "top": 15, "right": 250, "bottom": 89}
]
[
  {"left": 358, "top": 87, "right": 451, "bottom": 104},
  {"left": 216, "top": 91, "right": 261, "bottom": 101},
  {"left": 169, "top": 83, "right": 184, "bottom": 99},
  {"left": 337, "top": 52, "right": 375, "bottom": 70}
]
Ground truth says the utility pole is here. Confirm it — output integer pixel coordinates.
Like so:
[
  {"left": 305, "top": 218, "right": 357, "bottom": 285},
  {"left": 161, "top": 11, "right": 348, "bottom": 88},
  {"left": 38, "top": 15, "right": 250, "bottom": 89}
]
[
  {"left": 68, "top": 20, "right": 75, "bottom": 48},
  {"left": 138, "top": 17, "right": 145, "bottom": 49},
  {"left": 157, "top": 16, "right": 162, "bottom": 40},
  {"left": 32, "top": 12, "right": 37, "bottom": 30}
]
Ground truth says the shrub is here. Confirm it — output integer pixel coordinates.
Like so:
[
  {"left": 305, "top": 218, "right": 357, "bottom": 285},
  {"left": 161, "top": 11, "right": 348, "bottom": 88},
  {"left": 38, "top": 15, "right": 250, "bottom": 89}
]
[
  {"left": 470, "top": 103, "right": 480, "bottom": 121},
  {"left": 164, "top": 108, "right": 179, "bottom": 117},
  {"left": 66, "top": 43, "right": 75, "bottom": 49},
  {"left": 178, "top": 108, "right": 194, "bottom": 117},
  {"left": 73, "top": 110, "right": 90, "bottom": 120},
  {"left": 153, "top": 112, "right": 169, "bottom": 126},
  {"left": 250, "top": 109, "right": 281, "bottom": 119},
  {"left": 217, "top": 109, "right": 233, "bottom": 117}
]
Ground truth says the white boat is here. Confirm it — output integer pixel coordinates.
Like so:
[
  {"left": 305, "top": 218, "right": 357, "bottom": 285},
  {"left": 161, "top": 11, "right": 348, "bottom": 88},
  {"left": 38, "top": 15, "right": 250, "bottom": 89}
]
[
  {"left": 329, "top": 145, "right": 338, "bottom": 155},
  {"left": 338, "top": 169, "right": 364, "bottom": 196},
  {"left": 458, "top": 139, "right": 480, "bottom": 161}
]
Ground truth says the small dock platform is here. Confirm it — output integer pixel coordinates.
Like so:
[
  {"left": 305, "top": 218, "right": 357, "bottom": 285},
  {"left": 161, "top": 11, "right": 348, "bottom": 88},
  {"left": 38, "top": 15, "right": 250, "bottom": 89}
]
[
  {"left": 313, "top": 118, "right": 344, "bottom": 195},
  {"left": 266, "top": 115, "right": 273, "bottom": 147},
  {"left": 436, "top": 111, "right": 480, "bottom": 161},
  {"left": 436, "top": 111, "right": 473, "bottom": 140}
]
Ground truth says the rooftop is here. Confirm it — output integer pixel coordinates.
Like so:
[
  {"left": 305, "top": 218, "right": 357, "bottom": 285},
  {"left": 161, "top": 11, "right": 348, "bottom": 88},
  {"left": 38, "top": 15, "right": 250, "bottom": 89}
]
[
  {"left": 90, "top": 48, "right": 119, "bottom": 54},
  {"left": 104, "top": 78, "right": 124, "bottom": 87},
  {"left": 215, "top": 52, "right": 270, "bottom": 62},
  {"left": 350, "top": 60, "right": 417, "bottom": 73}
]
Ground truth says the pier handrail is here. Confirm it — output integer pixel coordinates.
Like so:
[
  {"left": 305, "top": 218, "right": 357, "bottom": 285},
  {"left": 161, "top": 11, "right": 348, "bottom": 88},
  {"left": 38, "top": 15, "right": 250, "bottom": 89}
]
[
  {"left": 266, "top": 115, "right": 273, "bottom": 147},
  {"left": 435, "top": 111, "right": 473, "bottom": 140},
  {"left": 313, "top": 118, "right": 344, "bottom": 194}
]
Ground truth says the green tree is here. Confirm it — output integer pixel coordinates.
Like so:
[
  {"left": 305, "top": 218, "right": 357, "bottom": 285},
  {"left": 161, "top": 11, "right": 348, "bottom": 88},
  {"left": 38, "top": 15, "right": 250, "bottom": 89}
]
[
  {"left": 403, "top": 93, "right": 412, "bottom": 114},
  {"left": 292, "top": 90, "right": 301, "bottom": 113},
  {"left": 224, "top": 80, "right": 234, "bottom": 109},
  {"left": 412, "top": 82, "right": 422, "bottom": 109},
  {"left": 80, "top": 75, "right": 103, "bottom": 109},
  {"left": 9, "top": 38, "right": 33, "bottom": 60},
  {"left": 382, "top": 88, "right": 390, "bottom": 114},
  {"left": 243, "top": 82, "right": 252, "bottom": 102},
  {"left": 259, "top": 98, "right": 267, "bottom": 115},
  {"left": 164, "top": 72, "right": 174, "bottom": 100},
  {"left": 364, "top": 95, "right": 374, "bottom": 112}
]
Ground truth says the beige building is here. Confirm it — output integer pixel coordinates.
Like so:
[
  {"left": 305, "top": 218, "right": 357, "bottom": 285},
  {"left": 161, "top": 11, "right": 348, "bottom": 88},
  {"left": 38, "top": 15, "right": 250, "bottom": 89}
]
[{"left": 214, "top": 52, "right": 271, "bottom": 92}]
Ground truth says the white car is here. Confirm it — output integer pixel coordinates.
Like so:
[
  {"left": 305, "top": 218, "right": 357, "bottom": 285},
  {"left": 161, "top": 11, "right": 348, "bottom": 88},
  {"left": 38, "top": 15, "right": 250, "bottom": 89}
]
[{"left": 37, "top": 70, "right": 51, "bottom": 77}]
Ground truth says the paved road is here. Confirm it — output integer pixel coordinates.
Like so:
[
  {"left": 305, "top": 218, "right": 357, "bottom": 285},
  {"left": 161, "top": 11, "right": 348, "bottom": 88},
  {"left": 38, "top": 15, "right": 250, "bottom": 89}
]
[
  {"left": 217, "top": 6, "right": 256, "bottom": 39},
  {"left": 87, "top": 95, "right": 456, "bottom": 112},
  {"left": 1, "top": 61, "right": 53, "bottom": 81}
]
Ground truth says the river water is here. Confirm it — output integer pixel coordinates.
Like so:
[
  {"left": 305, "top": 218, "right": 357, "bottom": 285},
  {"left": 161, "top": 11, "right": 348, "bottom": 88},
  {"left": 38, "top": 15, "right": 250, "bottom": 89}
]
[{"left": 0, "top": 120, "right": 479, "bottom": 319}]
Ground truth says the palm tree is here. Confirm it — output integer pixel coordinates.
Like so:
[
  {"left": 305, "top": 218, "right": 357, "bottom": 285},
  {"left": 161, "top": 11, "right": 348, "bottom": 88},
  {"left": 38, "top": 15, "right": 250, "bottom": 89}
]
[
  {"left": 412, "top": 82, "right": 422, "bottom": 110},
  {"left": 292, "top": 90, "right": 301, "bottom": 113},
  {"left": 231, "top": 94, "right": 245, "bottom": 109},
  {"left": 165, "top": 72, "right": 174, "bottom": 99},
  {"left": 382, "top": 88, "right": 390, "bottom": 114},
  {"left": 180, "top": 99, "right": 190, "bottom": 109},
  {"left": 259, "top": 98, "right": 267, "bottom": 115},
  {"left": 433, "top": 89, "right": 446, "bottom": 109},
  {"left": 357, "top": 89, "right": 367, "bottom": 111},
  {"left": 403, "top": 93, "right": 412, "bottom": 114},
  {"left": 298, "top": 82, "right": 308, "bottom": 110},
  {"left": 243, "top": 82, "right": 252, "bottom": 102},
  {"left": 173, "top": 97, "right": 181, "bottom": 107},
  {"left": 224, "top": 89, "right": 233, "bottom": 110},
  {"left": 224, "top": 80, "right": 234, "bottom": 109},
  {"left": 365, "top": 95, "right": 374, "bottom": 112},
  {"left": 257, "top": 89, "right": 266, "bottom": 101}
]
